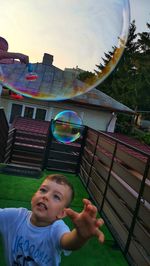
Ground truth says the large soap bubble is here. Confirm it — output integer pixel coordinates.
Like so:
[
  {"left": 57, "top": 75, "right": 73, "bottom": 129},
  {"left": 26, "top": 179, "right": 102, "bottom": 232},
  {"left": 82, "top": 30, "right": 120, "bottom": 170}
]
[
  {"left": 51, "top": 110, "right": 83, "bottom": 144},
  {"left": 0, "top": 0, "right": 130, "bottom": 101}
]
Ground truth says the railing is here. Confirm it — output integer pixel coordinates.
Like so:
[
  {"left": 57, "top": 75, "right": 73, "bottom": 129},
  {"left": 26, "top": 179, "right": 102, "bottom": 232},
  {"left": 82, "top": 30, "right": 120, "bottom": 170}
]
[
  {"left": 79, "top": 127, "right": 150, "bottom": 266},
  {"left": 2, "top": 115, "right": 150, "bottom": 265},
  {"left": 7, "top": 129, "right": 48, "bottom": 168},
  {"left": 4, "top": 128, "right": 16, "bottom": 163},
  {"left": 0, "top": 108, "right": 9, "bottom": 163},
  {"left": 43, "top": 121, "right": 87, "bottom": 173}
]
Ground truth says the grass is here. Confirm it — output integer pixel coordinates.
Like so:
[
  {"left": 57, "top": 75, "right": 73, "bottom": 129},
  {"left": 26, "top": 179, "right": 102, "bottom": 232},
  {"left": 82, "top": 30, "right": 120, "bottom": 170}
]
[{"left": 0, "top": 170, "right": 128, "bottom": 266}]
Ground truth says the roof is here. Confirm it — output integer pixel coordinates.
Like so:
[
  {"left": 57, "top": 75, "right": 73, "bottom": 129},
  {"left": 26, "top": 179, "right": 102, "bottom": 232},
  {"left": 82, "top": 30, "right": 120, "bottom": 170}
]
[
  {"left": 68, "top": 88, "right": 134, "bottom": 114},
  {"left": 0, "top": 59, "right": 134, "bottom": 114},
  {"left": 12, "top": 116, "right": 50, "bottom": 135}
]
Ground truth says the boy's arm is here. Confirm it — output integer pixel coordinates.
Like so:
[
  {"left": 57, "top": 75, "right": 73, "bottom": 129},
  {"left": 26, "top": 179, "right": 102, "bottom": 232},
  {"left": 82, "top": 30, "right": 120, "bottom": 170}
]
[
  {"left": 60, "top": 199, "right": 104, "bottom": 250},
  {"left": 0, "top": 50, "right": 29, "bottom": 64}
]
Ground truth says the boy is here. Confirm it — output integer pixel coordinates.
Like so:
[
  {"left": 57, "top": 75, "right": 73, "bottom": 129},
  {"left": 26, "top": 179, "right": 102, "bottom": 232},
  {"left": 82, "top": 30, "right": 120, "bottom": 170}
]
[
  {"left": 0, "top": 174, "right": 104, "bottom": 266},
  {"left": 0, "top": 36, "right": 29, "bottom": 64}
]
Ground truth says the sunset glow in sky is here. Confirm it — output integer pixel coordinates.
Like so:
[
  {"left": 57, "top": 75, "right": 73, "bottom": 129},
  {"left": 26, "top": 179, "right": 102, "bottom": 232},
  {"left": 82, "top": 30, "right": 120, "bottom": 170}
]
[{"left": 0, "top": 0, "right": 149, "bottom": 71}]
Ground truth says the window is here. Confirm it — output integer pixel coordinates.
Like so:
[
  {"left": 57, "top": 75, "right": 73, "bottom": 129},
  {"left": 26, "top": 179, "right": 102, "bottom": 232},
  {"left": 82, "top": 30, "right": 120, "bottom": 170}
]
[
  {"left": 9, "top": 104, "right": 22, "bottom": 123},
  {"left": 35, "top": 108, "right": 46, "bottom": 120},
  {"left": 9, "top": 103, "right": 47, "bottom": 124},
  {"left": 24, "top": 106, "right": 34, "bottom": 118}
]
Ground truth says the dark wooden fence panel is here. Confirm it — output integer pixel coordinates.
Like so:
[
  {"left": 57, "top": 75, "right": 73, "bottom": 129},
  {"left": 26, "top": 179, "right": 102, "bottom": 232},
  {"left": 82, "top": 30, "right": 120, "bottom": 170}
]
[
  {"left": 8, "top": 130, "right": 48, "bottom": 168},
  {"left": 0, "top": 108, "right": 9, "bottom": 163},
  {"left": 4, "top": 128, "right": 16, "bottom": 163},
  {"left": 79, "top": 127, "right": 150, "bottom": 266},
  {"left": 44, "top": 124, "right": 87, "bottom": 174}
]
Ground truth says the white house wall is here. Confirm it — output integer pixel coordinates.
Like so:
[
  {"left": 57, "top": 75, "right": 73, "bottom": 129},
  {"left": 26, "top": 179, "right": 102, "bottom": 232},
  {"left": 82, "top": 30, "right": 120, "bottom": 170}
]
[
  {"left": 0, "top": 97, "right": 114, "bottom": 132},
  {"left": 82, "top": 109, "right": 112, "bottom": 131},
  {"left": 46, "top": 101, "right": 112, "bottom": 131}
]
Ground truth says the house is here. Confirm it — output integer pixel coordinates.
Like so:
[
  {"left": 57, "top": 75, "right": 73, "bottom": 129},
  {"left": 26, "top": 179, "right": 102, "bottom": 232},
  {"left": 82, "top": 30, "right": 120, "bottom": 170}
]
[{"left": 0, "top": 53, "right": 134, "bottom": 132}]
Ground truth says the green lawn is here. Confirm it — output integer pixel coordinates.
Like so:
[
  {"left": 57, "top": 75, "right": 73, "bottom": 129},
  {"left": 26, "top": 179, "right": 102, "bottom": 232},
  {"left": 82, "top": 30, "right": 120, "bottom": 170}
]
[{"left": 0, "top": 170, "right": 128, "bottom": 266}]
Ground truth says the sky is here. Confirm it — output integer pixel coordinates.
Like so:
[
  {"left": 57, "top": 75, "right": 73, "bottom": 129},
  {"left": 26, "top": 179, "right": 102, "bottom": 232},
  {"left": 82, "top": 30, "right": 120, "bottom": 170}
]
[
  {"left": 0, "top": 0, "right": 149, "bottom": 71},
  {"left": 130, "top": 0, "right": 150, "bottom": 32}
]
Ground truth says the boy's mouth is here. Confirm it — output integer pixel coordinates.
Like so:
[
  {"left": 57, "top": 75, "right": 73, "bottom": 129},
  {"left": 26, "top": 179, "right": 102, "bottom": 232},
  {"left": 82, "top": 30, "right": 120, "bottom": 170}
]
[{"left": 37, "top": 202, "right": 48, "bottom": 210}]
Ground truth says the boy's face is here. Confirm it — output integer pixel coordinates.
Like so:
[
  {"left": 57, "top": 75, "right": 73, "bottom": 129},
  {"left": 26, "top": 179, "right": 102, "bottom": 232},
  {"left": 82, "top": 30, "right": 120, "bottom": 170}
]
[{"left": 30, "top": 179, "right": 72, "bottom": 226}]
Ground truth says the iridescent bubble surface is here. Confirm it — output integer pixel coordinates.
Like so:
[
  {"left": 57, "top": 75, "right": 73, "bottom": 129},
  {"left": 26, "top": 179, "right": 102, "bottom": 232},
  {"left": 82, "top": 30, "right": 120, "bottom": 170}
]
[
  {"left": 25, "top": 63, "right": 38, "bottom": 81},
  {"left": 51, "top": 110, "right": 83, "bottom": 144},
  {"left": 0, "top": 0, "right": 130, "bottom": 101},
  {"left": 25, "top": 72, "right": 38, "bottom": 81}
]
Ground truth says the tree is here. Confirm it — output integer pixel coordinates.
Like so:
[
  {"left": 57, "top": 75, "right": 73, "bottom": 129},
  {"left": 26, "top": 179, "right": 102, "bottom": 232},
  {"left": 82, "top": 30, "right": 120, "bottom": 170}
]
[
  {"left": 96, "top": 21, "right": 139, "bottom": 109},
  {"left": 96, "top": 21, "right": 150, "bottom": 112},
  {"left": 135, "top": 23, "right": 150, "bottom": 110},
  {"left": 78, "top": 21, "right": 150, "bottom": 112},
  {"left": 137, "top": 23, "right": 150, "bottom": 53},
  {"left": 95, "top": 21, "right": 150, "bottom": 135},
  {"left": 78, "top": 71, "right": 96, "bottom": 82}
]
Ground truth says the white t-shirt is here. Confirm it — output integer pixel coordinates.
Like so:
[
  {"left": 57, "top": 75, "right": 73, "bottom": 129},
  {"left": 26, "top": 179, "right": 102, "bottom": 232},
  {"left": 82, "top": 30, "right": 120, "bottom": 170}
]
[{"left": 0, "top": 207, "right": 71, "bottom": 266}]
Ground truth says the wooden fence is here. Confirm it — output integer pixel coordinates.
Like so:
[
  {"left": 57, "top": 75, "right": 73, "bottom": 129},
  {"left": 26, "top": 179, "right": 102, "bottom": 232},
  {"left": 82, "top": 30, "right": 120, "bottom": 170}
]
[
  {"left": 1, "top": 114, "right": 150, "bottom": 265},
  {"left": 0, "top": 108, "right": 9, "bottom": 163},
  {"left": 79, "top": 127, "right": 150, "bottom": 266},
  {"left": 43, "top": 123, "right": 86, "bottom": 173},
  {"left": 3, "top": 117, "right": 86, "bottom": 174}
]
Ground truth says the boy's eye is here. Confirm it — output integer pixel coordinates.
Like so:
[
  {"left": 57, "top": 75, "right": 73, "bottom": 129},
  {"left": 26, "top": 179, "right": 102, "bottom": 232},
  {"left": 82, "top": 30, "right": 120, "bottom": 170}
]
[
  {"left": 53, "top": 194, "right": 61, "bottom": 201},
  {"left": 39, "top": 188, "right": 47, "bottom": 193}
]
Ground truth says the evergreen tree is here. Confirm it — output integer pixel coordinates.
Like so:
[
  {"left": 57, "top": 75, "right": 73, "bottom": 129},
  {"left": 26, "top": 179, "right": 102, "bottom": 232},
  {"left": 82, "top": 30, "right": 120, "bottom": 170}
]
[
  {"left": 135, "top": 23, "right": 150, "bottom": 110},
  {"left": 78, "top": 71, "right": 96, "bottom": 82},
  {"left": 137, "top": 23, "right": 150, "bottom": 53},
  {"left": 78, "top": 21, "right": 150, "bottom": 112},
  {"left": 96, "top": 21, "right": 150, "bottom": 111}
]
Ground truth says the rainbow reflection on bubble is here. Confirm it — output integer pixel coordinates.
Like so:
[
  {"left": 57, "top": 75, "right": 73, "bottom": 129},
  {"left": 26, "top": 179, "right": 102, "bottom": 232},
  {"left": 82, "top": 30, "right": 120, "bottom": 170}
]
[
  {"left": 51, "top": 110, "right": 83, "bottom": 144},
  {"left": 25, "top": 72, "right": 38, "bottom": 81},
  {"left": 0, "top": 0, "right": 130, "bottom": 101},
  {"left": 25, "top": 63, "right": 38, "bottom": 81}
]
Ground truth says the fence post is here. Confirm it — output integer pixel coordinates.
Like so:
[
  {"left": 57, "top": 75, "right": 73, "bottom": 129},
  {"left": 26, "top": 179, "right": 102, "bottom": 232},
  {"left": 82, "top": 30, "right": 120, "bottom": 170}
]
[
  {"left": 7, "top": 128, "right": 16, "bottom": 164},
  {"left": 42, "top": 121, "right": 53, "bottom": 170},
  {"left": 75, "top": 125, "right": 88, "bottom": 175},
  {"left": 100, "top": 140, "right": 118, "bottom": 212}
]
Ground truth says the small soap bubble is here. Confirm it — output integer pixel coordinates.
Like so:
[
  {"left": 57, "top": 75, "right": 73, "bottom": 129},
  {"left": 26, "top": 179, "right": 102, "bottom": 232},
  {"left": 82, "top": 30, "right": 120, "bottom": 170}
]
[{"left": 51, "top": 110, "right": 83, "bottom": 144}]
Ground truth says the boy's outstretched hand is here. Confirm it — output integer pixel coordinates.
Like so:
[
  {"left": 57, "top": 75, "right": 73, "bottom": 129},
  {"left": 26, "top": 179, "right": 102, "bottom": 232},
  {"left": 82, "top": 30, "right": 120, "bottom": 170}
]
[{"left": 65, "top": 199, "right": 105, "bottom": 244}]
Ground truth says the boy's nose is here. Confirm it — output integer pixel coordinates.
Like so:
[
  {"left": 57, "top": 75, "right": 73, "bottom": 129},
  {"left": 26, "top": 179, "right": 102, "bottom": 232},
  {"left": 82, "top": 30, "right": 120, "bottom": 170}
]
[{"left": 42, "top": 194, "right": 49, "bottom": 201}]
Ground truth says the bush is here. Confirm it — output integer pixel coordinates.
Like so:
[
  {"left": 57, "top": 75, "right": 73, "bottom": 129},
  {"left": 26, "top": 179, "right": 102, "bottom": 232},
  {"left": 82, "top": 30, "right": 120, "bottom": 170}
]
[
  {"left": 142, "top": 132, "right": 150, "bottom": 145},
  {"left": 131, "top": 130, "right": 150, "bottom": 145}
]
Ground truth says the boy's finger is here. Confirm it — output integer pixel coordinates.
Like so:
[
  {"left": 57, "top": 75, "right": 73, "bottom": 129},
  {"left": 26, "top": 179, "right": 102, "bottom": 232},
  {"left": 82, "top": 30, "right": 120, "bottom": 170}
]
[
  {"left": 83, "top": 198, "right": 92, "bottom": 212},
  {"left": 95, "top": 218, "right": 104, "bottom": 227},
  {"left": 95, "top": 229, "right": 105, "bottom": 243},
  {"left": 86, "top": 204, "right": 97, "bottom": 217},
  {"left": 98, "top": 231, "right": 105, "bottom": 243},
  {"left": 83, "top": 198, "right": 91, "bottom": 206},
  {"left": 65, "top": 208, "right": 78, "bottom": 220}
]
